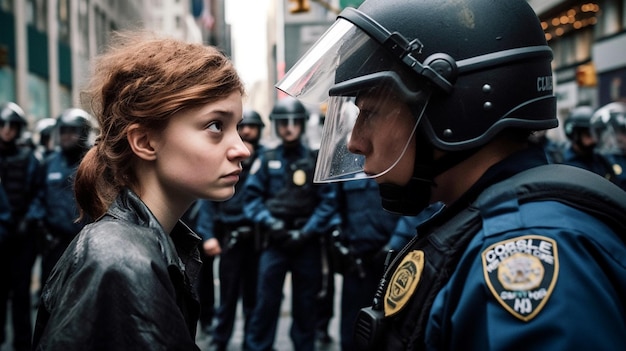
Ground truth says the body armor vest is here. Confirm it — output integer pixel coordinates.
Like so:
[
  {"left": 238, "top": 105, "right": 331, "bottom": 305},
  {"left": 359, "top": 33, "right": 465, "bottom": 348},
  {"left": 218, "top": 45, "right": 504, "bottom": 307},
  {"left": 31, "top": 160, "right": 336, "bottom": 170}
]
[
  {"left": 356, "top": 164, "right": 626, "bottom": 350},
  {"left": 0, "top": 147, "right": 34, "bottom": 217}
]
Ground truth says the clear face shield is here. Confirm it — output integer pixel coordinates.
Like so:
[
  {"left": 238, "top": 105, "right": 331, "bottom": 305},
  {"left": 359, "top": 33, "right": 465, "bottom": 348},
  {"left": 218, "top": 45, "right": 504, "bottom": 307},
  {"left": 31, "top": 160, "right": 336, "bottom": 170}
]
[
  {"left": 592, "top": 110, "right": 626, "bottom": 154},
  {"left": 276, "top": 18, "right": 431, "bottom": 183}
]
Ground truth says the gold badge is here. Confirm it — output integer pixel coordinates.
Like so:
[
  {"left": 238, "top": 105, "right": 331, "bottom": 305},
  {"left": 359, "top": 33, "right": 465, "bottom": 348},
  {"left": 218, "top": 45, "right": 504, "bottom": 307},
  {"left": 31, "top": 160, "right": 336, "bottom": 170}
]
[
  {"left": 482, "top": 235, "right": 559, "bottom": 321},
  {"left": 293, "top": 169, "right": 306, "bottom": 186},
  {"left": 613, "top": 163, "right": 622, "bottom": 176},
  {"left": 384, "top": 250, "right": 424, "bottom": 317}
]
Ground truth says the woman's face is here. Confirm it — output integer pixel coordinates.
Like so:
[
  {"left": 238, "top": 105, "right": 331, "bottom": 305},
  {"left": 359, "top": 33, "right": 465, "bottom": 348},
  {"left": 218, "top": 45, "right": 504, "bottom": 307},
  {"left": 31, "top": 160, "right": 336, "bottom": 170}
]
[
  {"left": 152, "top": 91, "right": 250, "bottom": 203},
  {"left": 347, "top": 91, "right": 417, "bottom": 186}
]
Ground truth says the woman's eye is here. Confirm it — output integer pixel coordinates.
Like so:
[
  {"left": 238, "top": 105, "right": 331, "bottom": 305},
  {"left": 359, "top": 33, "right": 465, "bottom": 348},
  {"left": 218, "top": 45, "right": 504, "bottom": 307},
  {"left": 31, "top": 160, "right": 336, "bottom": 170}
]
[{"left": 207, "top": 121, "right": 223, "bottom": 133}]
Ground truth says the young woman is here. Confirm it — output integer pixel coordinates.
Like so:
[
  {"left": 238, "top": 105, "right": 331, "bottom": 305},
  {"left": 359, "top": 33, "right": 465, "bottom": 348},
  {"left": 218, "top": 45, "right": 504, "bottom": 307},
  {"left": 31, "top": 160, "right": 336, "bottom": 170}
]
[{"left": 32, "top": 32, "right": 250, "bottom": 350}]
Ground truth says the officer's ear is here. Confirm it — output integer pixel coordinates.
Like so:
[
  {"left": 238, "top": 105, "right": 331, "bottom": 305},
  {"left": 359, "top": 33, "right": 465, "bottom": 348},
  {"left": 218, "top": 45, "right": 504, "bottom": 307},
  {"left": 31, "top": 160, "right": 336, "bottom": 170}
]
[{"left": 127, "top": 123, "right": 157, "bottom": 161}]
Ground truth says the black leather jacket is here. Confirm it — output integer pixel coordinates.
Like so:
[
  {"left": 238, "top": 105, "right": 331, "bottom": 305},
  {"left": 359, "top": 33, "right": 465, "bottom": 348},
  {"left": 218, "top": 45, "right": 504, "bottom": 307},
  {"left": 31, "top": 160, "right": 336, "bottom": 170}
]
[{"left": 32, "top": 188, "right": 203, "bottom": 350}]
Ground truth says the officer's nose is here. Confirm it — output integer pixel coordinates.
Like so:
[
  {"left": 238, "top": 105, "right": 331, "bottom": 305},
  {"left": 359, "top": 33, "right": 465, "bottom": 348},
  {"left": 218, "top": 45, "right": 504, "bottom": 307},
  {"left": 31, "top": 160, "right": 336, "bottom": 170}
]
[{"left": 347, "top": 115, "right": 370, "bottom": 156}]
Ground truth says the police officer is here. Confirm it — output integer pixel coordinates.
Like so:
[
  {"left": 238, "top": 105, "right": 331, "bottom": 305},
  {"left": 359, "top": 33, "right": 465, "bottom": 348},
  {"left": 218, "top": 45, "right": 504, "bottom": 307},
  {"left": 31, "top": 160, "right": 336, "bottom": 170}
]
[
  {"left": 27, "top": 108, "right": 93, "bottom": 287},
  {"left": 561, "top": 105, "right": 617, "bottom": 181},
  {"left": 243, "top": 97, "right": 337, "bottom": 351},
  {"left": 326, "top": 178, "right": 400, "bottom": 351},
  {"left": 591, "top": 101, "right": 626, "bottom": 190},
  {"left": 33, "top": 117, "right": 57, "bottom": 161},
  {"left": 277, "top": 0, "right": 626, "bottom": 350},
  {"left": 209, "top": 109, "right": 266, "bottom": 351},
  {"left": 0, "top": 102, "right": 42, "bottom": 351}
]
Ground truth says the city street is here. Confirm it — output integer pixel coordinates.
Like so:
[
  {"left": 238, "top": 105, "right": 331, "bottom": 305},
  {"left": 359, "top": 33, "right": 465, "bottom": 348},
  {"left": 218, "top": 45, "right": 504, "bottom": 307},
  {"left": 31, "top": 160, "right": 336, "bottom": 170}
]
[{"left": 195, "top": 270, "right": 343, "bottom": 351}]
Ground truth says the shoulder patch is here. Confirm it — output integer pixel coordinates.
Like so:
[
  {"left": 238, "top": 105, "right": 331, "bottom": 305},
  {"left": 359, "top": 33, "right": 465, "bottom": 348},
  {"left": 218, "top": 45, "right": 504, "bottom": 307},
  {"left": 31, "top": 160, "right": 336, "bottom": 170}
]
[
  {"left": 384, "top": 250, "right": 424, "bottom": 317},
  {"left": 482, "top": 235, "right": 559, "bottom": 321}
]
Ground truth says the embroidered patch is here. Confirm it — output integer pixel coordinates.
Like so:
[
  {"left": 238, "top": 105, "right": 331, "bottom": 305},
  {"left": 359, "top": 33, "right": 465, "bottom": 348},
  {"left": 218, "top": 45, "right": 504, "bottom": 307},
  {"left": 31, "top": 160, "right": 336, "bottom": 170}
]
[
  {"left": 384, "top": 250, "right": 424, "bottom": 317},
  {"left": 482, "top": 235, "right": 559, "bottom": 321},
  {"left": 292, "top": 169, "right": 306, "bottom": 186}
]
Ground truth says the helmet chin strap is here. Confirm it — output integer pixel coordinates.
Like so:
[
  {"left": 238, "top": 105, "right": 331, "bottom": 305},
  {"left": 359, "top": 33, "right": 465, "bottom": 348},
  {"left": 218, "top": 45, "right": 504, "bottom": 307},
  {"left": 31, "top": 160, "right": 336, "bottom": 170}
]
[{"left": 379, "top": 139, "right": 479, "bottom": 215}]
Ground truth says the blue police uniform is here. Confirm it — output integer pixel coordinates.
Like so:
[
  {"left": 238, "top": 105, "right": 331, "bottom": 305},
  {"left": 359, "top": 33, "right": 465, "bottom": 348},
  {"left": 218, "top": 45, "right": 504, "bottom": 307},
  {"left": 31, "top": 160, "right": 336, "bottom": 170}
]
[
  {"left": 333, "top": 178, "right": 400, "bottom": 351},
  {"left": 561, "top": 146, "right": 616, "bottom": 181},
  {"left": 0, "top": 186, "right": 10, "bottom": 244},
  {"left": 243, "top": 143, "right": 337, "bottom": 351},
  {"left": 377, "top": 148, "right": 626, "bottom": 350},
  {"left": 0, "top": 144, "right": 41, "bottom": 351},
  {"left": 210, "top": 145, "right": 265, "bottom": 350},
  {"left": 27, "top": 149, "right": 89, "bottom": 286},
  {"left": 604, "top": 153, "right": 626, "bottom": 191}
]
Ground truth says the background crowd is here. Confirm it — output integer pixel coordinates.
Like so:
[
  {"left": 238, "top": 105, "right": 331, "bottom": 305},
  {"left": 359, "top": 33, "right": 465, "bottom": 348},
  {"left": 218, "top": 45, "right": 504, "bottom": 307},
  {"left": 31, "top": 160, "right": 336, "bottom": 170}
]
[{"left": 0, "top": 95, "right": 625, "bottom": 351}]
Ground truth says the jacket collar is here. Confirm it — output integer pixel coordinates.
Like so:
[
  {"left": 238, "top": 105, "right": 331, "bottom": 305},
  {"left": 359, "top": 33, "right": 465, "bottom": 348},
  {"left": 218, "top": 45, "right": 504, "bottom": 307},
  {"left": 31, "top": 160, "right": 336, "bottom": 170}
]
[{"left": 105, "top": 188, "right": 202, "bottom": 277}]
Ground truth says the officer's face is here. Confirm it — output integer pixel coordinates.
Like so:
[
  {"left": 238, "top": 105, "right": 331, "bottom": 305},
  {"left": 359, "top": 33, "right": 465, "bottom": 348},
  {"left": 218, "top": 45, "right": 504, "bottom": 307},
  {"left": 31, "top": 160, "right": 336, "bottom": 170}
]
[
  {"left": 238, "top": 124, "right": 260, "bottom": 144},
  {"left": 59, "top": 126, "right": 83, "bottom": 150},
  {"left": 0, "top": 121, "right": 20, "bottom": 143},
  {"left": 347, "top": 90, "right": 416, "bottom": 186},
  {"left": 276, "top": 118, "right": 303, "bottom": 144}
]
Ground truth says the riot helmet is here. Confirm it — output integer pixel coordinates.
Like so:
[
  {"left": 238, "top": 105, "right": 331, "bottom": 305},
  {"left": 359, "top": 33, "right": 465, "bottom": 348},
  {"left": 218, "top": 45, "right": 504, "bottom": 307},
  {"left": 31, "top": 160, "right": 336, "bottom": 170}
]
[
  {"left": 0, "top": 102, "right": 27, "bottom": 137},
  {"left": 55, "top": 108, "right": 95, "bottom": 152},
  {"left": 564, "top": 105, "right": 597, "bottom": 155},
  {"left": 269, "top": 96, "right": 309, "bottom": 145},
  {"left": 239, "top": 109, "right": 265, "bottom": 146},
  {"left": 277, "top": 0, "right": 556, "bottom": 183},
  {"left": 34, "top": 117, "right": 57, "bottom": 149},
  {"left": 241, "top": 109, "right": 265, "bottom": 127},
  {"left": 590, "top": 102, "right": 626, "bottom": 154}
]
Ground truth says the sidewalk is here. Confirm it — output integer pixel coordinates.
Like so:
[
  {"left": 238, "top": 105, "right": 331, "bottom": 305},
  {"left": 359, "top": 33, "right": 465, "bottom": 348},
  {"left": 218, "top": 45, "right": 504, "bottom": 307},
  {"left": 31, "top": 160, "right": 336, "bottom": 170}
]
[{"left": 196, "top": 272, "right": 342, "bottom": 351}]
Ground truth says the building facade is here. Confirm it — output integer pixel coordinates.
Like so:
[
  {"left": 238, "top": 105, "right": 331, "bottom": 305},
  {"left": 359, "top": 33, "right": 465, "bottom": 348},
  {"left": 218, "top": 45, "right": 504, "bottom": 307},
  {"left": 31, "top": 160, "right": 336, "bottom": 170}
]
[
  {"left": 0, "top": 0, "right": 220, "bottom": 128},
  {"left": 530, "top": 0, "right": 626, "bottom": 139}
]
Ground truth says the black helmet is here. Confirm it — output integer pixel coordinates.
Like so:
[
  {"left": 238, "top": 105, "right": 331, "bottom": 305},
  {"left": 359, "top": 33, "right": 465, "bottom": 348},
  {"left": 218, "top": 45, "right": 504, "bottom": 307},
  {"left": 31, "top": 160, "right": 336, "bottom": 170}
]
[
  {"left": 564, "top": 106, "right": 594, "bottom": 140},
  {"left": 241, "top": 109, "right": 265, "bottom": 127},
  {"left": 590, "top": 102, "right": 626, "bottom": 154},
  {"left": 0, "top": 102, "right": 27, "bottom": 128},
  {"left": 278, "top": 0, "right": 556, "bottom": 180},
  {"left": 56, "top": 108, "right": 94, "bottom": 149},
  {"left": 36, "top": 118, "right": 57, "bottom": 137},
  {"left": 269, "top": 96, "right": 309, "bottom": 121}
]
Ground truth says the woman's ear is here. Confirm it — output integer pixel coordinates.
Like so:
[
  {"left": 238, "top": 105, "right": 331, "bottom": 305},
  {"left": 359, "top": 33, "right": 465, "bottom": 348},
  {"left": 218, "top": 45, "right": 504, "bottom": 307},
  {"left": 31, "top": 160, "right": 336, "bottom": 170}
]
[{"left": 127, "top": 124, "right": 157, "bottom": 161}]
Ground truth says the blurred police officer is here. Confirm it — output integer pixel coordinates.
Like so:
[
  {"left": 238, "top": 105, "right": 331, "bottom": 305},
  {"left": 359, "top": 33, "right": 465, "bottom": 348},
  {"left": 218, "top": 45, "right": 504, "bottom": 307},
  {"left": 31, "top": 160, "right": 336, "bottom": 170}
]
[
  {"left": 562, "top": 105, "right": 616, "bottom": 181},
  {"left": 27, "top": 108, "right": 93, "bottom": 287},
  {"left": 209, "top": 109, "right": 266, "bottom": 351},
  {"left": 327, "top": 178, "right": 400, "bottom": 350},
  {"left": 276, "top": 0, "right": 626, "bottom": 350},
  {"left": 243, "top": 97, "right": 337, "bottom": 351},
  {"left": 591, "top": 101, "right": 626, "bottom": 190},
  {"left": 0, "top": 102, "right": 42, "bottom": 351},
  {"left": 33, "top": 117, "right": 57, "bottom": 161}
]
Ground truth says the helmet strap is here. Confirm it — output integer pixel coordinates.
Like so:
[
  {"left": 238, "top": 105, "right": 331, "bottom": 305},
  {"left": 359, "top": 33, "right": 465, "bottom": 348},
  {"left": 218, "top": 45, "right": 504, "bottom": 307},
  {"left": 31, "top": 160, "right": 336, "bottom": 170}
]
[{"left": 378, "top": 137, "right": 480, "bottom": 215}]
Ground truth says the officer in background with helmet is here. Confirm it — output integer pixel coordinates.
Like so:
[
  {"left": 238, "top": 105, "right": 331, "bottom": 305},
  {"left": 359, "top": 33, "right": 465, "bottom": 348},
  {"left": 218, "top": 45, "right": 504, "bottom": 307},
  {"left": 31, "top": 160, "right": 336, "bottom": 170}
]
[
  {"left": 0, "top": 101, "right": 42, "bottom": 351},
  {"left": 591, "top": 101, "right": 626, "bottom": 190},
  {"left": 562, "top": 105, "right": 617, "bottom": 181},
  {"left": 243, "top": 97, "right": 337, "bottom": 351},
  {"left": 33, "top": 117, "right": 57, "bottom": 161},
  {"left": 277, "top": 0, "right": 626, "bottom": 350},
  {"left": 26, "top": 108, "right": 94, "bottom": 287},
  {"left": 209, "top": 109, "right": 266, "bottom": 351}
]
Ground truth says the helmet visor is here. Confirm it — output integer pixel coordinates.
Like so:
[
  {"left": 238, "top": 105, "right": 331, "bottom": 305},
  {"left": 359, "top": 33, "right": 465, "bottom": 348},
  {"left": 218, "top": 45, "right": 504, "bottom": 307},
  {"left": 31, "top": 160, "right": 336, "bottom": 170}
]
[
  {"left": 276, "top": 18, "right": 371, "bottom": 105},
  {"left": 276, "top": 18, "right": 431, "bottom": 183},
  {"left": 592, "top": 109, "right": 626, "bottom": 154},
  {"left": 314, "top": 76, "right": 429, "bottom": 182}
]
